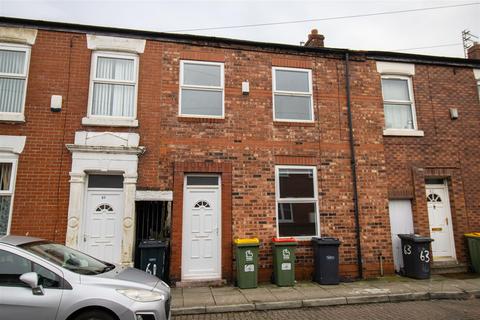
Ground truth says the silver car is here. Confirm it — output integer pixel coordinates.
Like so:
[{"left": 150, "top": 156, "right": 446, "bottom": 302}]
[{"left": 0, "top": 235, "right": 171, "bottom": 320}]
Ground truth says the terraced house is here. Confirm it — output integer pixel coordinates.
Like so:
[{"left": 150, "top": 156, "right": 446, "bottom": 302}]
[{"left": 0, "top": 17, "right": 479, "bottom": 285}]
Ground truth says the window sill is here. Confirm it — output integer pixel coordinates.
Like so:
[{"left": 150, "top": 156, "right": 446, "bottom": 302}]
[
  {"left": 177, "top": 116, "right": 225, "bottom": 123},
  {"left": 0, "top": 113, "right": 25, "bottom": 123},
  {"left": 383, "top": 129, "right": 424, "bottom": 137},
  {"left": 274, "top": 121, "right": 315, "bottom": 127},
  {"left": 82, "top": 117, "right": 138, "bottom": 128}
]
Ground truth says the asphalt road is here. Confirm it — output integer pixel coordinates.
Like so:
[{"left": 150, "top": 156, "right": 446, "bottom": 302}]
[{"left": 173, "top": 299, "right": 480, "bottom": 320}]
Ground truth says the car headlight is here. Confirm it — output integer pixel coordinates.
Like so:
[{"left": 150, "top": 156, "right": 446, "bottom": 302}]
[{"left": 117, "top": 289, "right": 165, "bottom": 302}]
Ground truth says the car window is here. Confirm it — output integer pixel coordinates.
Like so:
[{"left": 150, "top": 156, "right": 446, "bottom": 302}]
[
  {"left": 33, "top": 263, "right": 61, "bottom": 288},
  {"left": 0, "top": 249, "right": 61, "bottom": 288},
  {"left": 0, "top": 249, "right": 30, "bottom": 286},
  {"left": 21, "top": 241, "right": 114, "bottom": 275}
]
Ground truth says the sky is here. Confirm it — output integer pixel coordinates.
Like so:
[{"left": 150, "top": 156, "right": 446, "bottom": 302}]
[{"left": 0, "top": 0, "right": 479, "bottom": 58}]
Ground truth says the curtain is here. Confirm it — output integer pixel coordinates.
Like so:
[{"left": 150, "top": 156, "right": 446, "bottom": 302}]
[
  {"left": 0, "top": 163, "right": 12, "bottom": 191},
  {"left": 92, "top": 57, "right": 135, "bottom": 116},
  {"left": 0, "top": 49, "right": 25, "bottom": 74},
  {"left": 92, "top": 83, "right": 134, "bottom": 117},
  {"left": 96, "top": 57, "right": 134, "bottom": 81},
  {"left": 0, "top": 78, "right": 25, "bottom": 113},
  {"left": 0, "top": 50, "right": 26, "bottom": 113},
  {"left": 384, "top": 104, "right": 413, "bottom": 129}
]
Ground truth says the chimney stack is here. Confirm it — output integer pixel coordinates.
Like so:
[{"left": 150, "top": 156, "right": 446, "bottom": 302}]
[
  {"left": 467, "top": 42, "right": 480, "bottom": 60},
  {"left": 304, "top": 29, "right": 325, "bottom": 48}
]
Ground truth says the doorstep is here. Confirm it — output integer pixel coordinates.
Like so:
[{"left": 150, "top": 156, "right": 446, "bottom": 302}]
[{"left": 170, "top": 274, "right": 480, "bottom": 316}]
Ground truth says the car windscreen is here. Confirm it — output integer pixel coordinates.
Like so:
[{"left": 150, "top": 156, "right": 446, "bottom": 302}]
[{"left": 20, "top": 241, "right": 115, "bottom": 275}]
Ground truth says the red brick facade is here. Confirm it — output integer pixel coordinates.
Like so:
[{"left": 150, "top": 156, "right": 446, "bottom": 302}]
[{"left": 1, "top": 20, "right": 480, "bottom": 283}]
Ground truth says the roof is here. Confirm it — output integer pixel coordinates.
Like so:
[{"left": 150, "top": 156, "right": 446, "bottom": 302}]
[
  {"left": 1, "top": 16, "right": 480, "bottom": 68},
  {"left": 0, "top": 235, "right": 44, "bottom": 246}
]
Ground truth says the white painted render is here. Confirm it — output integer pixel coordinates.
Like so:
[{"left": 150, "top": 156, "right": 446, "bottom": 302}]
[
  {"left": 376, "top": 61, "right": 415, "bottom": 75},
  {"left": 474, "top": 69, "right": 480, "bottom": 80},
  {"left": 135, "top": 190, "right": 173, "bottom": 201},
  {"left": 0, "top": 27, "right": 37, "bottom": 45},
  {"left": 86, "top": 34, "right": 146, "bottom": 53},
  {"left": 0, "top": 135, "right": 26, "bottom": 154}
]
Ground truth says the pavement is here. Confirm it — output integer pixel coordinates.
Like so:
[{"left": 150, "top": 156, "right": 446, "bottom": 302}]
[
  {"left": 172, "top": 299, "right": 480, "bottom": 320},
  {"left": 170, "top": 274, "right": 480, "bottom": 316}
]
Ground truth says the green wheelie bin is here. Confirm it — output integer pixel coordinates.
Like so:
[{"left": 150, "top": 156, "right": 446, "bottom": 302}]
[
  {"left": 234, "top": 238, "right": 260, "bottom": 289},
  {"left": 465, "top": 233, "right": 480, "bottom": 273},
  {"left": 272, "top": 237, "right": 297, "bottom": 286}
]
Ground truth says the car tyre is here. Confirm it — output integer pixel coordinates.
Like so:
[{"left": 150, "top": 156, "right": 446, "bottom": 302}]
[{"left": 73, "top": 309, "right": 115, "bottom": 320}]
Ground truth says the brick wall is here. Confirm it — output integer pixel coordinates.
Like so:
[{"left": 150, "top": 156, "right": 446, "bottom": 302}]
[
  {"left": 2, "top": 27, "right": 479, "bottom": 283},
  {"left": 384, "top": 65, "right": 480, "bottom": 264}
]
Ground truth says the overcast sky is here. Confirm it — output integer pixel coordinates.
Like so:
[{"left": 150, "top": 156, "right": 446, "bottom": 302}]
[{"left": 1, "top": 0, "right": 479, "bottom": 58}]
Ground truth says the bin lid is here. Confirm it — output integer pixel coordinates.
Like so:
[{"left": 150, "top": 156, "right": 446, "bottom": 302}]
[
  {"left": 272, "top": 237, "right": 297, "bottom": 244},
  {"left": 465, "top": 232, "right": 480, "bottom": 238},
  {"left": 312, "top": 237, "right": 341, "bottom": 245},
  {"left": 138, "top": 240, "right": 169, "bottom": 248},
  {"left": 234, "top": 238, "right": 260, "bottom": 245},
  {"left": 397, "top": 234, "right": 433, "bottom": 242}
]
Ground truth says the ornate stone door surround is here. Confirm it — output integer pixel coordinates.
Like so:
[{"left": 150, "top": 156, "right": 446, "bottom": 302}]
[{"left": 65, "top": 131, "right": 145, "bottom": 265}]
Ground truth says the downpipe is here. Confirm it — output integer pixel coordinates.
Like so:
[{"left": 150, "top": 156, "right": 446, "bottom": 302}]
[{"left": 344, "top": 52, "right": 363, "bottom": 279}]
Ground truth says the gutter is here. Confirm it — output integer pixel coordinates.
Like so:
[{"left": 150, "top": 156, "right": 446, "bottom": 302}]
[{"left": 344, "top": 52, "right": 363, "bottom": 279}]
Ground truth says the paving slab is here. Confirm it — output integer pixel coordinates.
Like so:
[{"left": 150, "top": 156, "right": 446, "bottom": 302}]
[
  {"left": 371, "top": 282, "right": 413, "bottom": 294},
  {"left": 211, "top": 286, "right": 239, "bottom": 294},
  {"left": 268, "top": 287, "right": 304, "bottom": 300},
  {"left": 240, "top": 287, "right": 279, "bottom": 303},
  {"left": 293, "top": 286, "right": 332, "bottom": 299},
  {"left": 213, "top": 294, "right": 248, "bottom": 305},
  {"left": 183, "top": 294, "right": 215, "bottom": 307}
]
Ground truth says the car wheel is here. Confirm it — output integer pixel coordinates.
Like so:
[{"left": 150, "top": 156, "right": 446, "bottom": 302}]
[{"left": 73, "top": 309, "right": 115, "bottom": 320}]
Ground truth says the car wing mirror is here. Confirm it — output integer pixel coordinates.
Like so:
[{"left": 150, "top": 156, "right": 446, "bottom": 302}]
[{"left": 20, "top": 272, "right": 44, "bottom": 296}]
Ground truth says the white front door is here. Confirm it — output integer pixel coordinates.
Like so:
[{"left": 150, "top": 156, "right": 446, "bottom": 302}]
[
  {"left": 426, "top": 183, "right": 456, "bottom": 260},
  {"left": 83, "top": 190, "right": 124, "bottom": 263},
  {"left": 388, "top": 200, "right": 414, "bottom": 272},
  {"left": 182, "top": 175, "right": 221, "bottom": 280}
]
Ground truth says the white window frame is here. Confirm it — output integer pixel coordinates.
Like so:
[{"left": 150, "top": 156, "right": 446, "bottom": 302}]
[
  {"left": 0, "top": 43, "right": 31, "bottom": 123},
  {"left": 477, "top": 80, "right": 480, "bottom": 101},
  {"left": 275, "top": 165, "right": 320, "bottom": 239},
  {"left": 272, "top": 67, "right": 314, "bottom": 123},
  {"left": 0, "top": 156, "right": 19, "bottom": 236},
  {"left": 83, "top": 51, "right": 139, "bottom": 127},
  {"left": 381, "top": 75, "right": 424, "bottom": 136},
  {"left": 179, "top": 60, "right": 225, "bottom": 119}
]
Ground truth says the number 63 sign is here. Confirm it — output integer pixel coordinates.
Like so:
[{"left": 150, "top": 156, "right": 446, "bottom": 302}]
[{"left": 403, "top": 244, "right": 430, "bottom": 263}]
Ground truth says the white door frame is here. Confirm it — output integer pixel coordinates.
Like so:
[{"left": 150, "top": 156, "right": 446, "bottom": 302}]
[
  {"left": 426, "top": 181, "right": 457, "bottom": 261},
  {"left": 181, "top": 174, "right": 222, "bottom": 281}
]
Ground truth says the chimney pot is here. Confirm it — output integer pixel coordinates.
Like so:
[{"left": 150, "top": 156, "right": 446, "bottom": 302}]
[
  {"left": 305, "top": 29, "right": 324, "bottom": 48},
  {"left": 467, "top": 42, "right": 480, "bottom": 60}
]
